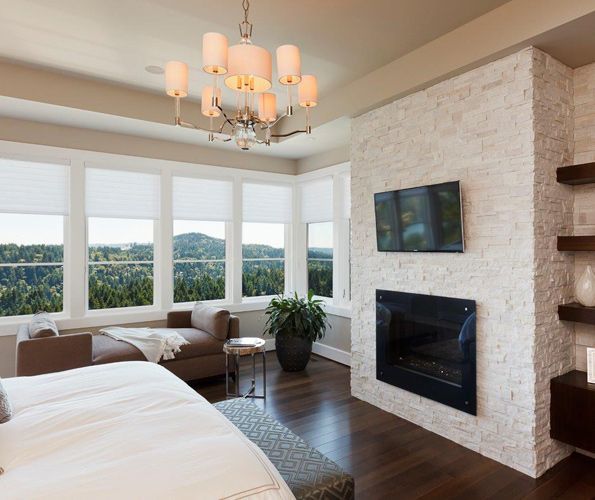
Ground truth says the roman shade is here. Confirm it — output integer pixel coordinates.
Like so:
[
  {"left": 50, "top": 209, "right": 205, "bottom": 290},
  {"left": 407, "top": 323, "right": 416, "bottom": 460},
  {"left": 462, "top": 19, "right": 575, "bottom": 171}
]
[
  {"left": 242, "top": 182, "right": 292, "bottom": 223},
  {"left": 86, "top": 167, "right": 160, "bottom": 219},
  {"left": 0, "top": 158, "right": 68, "bottom": 215},
  {"left": 300, "top": 177, "right": 333, "bottom": 223},
  {"left": 173, "top": 176, "right": 233, "bottom": 221}
]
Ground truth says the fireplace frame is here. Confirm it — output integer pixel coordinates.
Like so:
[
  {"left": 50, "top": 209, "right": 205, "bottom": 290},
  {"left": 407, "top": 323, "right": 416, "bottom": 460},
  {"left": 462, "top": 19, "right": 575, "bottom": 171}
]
[{"left": 376, "top": 289, "right": 477, "bottom": 415}]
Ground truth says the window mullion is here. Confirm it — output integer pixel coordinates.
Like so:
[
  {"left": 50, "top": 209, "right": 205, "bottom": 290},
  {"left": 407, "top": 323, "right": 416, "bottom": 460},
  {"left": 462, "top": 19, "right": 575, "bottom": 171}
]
[{"left": 69, "top": 160, "right": 86, "bottom": 319}]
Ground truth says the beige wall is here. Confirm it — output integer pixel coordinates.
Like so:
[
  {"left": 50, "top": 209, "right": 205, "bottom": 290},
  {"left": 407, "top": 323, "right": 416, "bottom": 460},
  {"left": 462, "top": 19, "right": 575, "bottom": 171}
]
[
  {"left": 0, "top": 335, "right": 16, "bottom": 378},
  {"left": 296, "top": 146, "right": 350, "bottom": 175},
  {"left": 0, "top": 117, "right": 296, "bottom": 175}
]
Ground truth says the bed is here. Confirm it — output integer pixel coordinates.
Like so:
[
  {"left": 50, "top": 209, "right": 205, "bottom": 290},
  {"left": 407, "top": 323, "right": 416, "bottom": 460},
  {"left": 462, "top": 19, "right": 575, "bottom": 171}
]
[{"left": 0, "top": 362, "right": 294, "bottom": 499}]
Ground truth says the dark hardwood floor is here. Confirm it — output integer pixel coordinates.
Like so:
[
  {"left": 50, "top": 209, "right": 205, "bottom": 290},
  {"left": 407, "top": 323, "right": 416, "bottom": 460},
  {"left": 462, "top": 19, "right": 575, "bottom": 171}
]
[{"left": 192, "top": 354, "right": 595, "bottom": 499}]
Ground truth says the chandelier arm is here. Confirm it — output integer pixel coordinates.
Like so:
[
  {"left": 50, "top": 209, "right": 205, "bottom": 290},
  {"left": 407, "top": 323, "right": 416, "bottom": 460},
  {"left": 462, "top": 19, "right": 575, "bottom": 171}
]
[
  {"left": 216, "top": 105, "right": 236, "bottom": 130},
  {"left": 177, "top": 119, "right": 215, "bottom": 133},
  {"left": 270, "top": 129, "right": 307, "bottom": 138}
]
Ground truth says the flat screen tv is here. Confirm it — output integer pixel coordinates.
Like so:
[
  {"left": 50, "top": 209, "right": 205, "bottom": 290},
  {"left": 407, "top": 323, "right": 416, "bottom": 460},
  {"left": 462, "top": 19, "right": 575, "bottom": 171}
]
[{"left": 374, "top": 181, "right": 464, "bottom": 252}]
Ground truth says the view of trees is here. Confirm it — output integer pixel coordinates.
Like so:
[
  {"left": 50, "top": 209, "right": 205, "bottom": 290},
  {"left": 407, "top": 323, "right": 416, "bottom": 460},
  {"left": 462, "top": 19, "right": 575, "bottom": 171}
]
[
  {"left": 307, "top": 247, "right": 333, "bottom": 298},
  {"left": 0, "top": 231, "right": 334, "bottom": 316}
]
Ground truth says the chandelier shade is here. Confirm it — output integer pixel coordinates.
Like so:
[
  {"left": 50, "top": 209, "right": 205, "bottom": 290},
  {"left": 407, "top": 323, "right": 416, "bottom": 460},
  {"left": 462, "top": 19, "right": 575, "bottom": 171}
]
[
  {"left": 298, "top": 75, "right": 318, "bottom": 107},
  {"left": 258, "top": 93, "right": 277, "bottom": 123},
  {"left": 202, "top": 32, "right": 228, "bottom": 75},
  {"left": 276, "top": 45, "right": 301, "bottom": 85},
  {"left": 224, "top": 43, "right": 272, "bottom": 93},
  {"left": 165, "top": 61, "right": 189, "bottom": 98},
  {"left": 201, "top": 86, "right": 222, "bottom": 117}
]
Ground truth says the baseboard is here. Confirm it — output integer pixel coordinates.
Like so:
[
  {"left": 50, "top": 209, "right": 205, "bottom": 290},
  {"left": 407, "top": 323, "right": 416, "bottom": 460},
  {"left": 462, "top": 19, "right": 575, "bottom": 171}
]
[
  {"left": 312, "top": 342, "right": 351, "bottom": 366},
  {"left": 261, "top": 338, "right": 351, "bottom": 366}
]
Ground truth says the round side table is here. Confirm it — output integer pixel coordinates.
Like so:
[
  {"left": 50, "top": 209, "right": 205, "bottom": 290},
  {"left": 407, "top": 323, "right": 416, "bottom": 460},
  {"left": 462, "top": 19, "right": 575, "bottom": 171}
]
[{"left": 223, "top": 338, "right": 266, "bottom": 399}]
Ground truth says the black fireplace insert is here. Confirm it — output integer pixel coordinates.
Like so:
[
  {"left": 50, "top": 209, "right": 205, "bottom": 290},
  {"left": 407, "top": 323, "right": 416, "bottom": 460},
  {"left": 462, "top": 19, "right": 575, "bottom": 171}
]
[{"left": 376, "top": 289, "right": 476, "bottom": 415}]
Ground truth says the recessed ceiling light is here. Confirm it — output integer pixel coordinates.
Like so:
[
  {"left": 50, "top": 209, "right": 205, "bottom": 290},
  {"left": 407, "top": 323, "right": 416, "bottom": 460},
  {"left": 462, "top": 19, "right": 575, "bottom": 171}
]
[{"left": 145, "top": 65, "right": 164, "bottom": 75}]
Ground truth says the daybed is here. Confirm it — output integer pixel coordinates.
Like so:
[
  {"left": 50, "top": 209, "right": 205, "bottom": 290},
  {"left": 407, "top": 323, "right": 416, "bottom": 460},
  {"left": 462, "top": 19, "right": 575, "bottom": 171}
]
[{"left": 15, "top": 308, "right": 238, "bottom": 381}]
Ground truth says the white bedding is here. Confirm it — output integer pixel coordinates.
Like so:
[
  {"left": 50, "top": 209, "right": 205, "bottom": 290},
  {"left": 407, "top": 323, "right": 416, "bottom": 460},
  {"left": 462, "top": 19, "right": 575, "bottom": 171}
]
[{"left": 0, "top": 362, "right": 294, "bottom": 500}]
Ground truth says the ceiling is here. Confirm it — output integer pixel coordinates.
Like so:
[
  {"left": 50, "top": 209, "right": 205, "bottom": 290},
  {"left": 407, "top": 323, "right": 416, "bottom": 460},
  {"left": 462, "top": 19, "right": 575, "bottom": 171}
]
[{"left": 0, "top": 0, "right": 511, "bottom": 112}]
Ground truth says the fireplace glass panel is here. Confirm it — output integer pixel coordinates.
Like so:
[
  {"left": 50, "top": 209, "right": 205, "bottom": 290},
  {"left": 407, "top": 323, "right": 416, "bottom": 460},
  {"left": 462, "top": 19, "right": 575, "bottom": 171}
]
[{"left": 376, "top": 290, "right": 476, "bottom": 414}]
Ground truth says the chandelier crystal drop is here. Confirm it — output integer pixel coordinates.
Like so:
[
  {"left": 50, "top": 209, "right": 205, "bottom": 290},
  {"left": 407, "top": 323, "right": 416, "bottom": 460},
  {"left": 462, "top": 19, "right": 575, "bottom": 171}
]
[{"left": 162, "top": 0, "right": 317, "bottom": 150}]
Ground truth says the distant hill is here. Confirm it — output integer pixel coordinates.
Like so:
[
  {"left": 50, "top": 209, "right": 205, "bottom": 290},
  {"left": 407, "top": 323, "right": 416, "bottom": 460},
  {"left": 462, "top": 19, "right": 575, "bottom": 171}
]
[{"left": 1, "top": 232, "right": 332, "bottom": 263}]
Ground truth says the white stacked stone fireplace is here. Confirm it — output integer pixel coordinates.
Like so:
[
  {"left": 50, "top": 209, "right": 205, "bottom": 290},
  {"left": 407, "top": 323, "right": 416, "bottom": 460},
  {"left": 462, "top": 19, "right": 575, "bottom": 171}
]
[{"left": 350, "top": 47, "right": 582, "bottom": 478}]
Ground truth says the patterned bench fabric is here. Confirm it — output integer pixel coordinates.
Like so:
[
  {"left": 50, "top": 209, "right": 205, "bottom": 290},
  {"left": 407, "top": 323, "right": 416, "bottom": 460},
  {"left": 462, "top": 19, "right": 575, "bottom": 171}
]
[{"left": 214, "top": 398, "right": 354, "bottom": 500}]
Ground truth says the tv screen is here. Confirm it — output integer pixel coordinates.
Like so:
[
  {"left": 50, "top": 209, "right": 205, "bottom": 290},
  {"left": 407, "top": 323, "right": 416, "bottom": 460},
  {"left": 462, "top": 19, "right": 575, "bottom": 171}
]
[{"left": 374, "top": 181, "right": 464, "bottom": 252}]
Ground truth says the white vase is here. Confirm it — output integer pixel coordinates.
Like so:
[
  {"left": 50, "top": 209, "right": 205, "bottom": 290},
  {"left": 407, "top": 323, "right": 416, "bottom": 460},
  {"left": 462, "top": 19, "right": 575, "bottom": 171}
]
[{"left": 575, "top": 265, "right": 595, "bottom": 307}]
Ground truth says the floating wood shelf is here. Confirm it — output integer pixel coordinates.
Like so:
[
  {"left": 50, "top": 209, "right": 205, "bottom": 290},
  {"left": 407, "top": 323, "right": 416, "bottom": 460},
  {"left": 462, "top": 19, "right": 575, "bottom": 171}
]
[
  {"left": 557, "top": 162, "right": 595, "bottom": 185},
  {"left": 558, "top": 302, "right": 595, "bottom": 325},
  {"left": 550, "top": 370, "right": 595, "bottom": 453},
  {"left": 557, "top": 236, "right": 595, "bottom": 251}
]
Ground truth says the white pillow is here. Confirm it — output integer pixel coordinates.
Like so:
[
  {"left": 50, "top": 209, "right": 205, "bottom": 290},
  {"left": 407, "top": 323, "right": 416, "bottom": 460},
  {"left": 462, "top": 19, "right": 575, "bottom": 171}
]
[{"left": 0, "top": 378, "right": 12, "bottom": 424}]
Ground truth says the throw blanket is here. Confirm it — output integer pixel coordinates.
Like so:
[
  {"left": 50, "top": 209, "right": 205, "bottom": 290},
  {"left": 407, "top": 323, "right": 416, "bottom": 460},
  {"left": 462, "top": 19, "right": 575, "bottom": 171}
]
[{"left": 100, "top": 327, "right": 189, "bottom": 363}]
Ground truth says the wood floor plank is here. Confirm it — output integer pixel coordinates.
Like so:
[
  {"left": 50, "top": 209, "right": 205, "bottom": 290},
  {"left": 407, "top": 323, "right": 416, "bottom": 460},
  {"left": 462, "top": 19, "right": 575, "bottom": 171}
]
[{"left": 195, "top": 354, "right": 595, "bottom": 499}]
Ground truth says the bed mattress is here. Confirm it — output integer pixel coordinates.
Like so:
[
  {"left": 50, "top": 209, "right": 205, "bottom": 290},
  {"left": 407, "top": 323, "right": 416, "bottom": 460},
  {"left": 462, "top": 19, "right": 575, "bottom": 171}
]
[{"left": 0, "top": 362, "right": 294, "bottom": 500}]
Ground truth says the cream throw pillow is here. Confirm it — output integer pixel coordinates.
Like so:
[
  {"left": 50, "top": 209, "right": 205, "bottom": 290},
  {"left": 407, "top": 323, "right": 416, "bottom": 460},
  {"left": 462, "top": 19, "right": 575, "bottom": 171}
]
[{"left": 0, "top": 378, "right": 12, "bottom": 424}]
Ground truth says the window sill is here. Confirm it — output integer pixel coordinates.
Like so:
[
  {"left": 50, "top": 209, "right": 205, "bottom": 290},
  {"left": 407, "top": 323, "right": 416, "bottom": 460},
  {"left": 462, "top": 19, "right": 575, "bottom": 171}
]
[
  {"left": 0, "top": 301, "right": 274, "bottom": 336},
  {"left": 0, "top": 299, "right": 349, "bottom": 337}
]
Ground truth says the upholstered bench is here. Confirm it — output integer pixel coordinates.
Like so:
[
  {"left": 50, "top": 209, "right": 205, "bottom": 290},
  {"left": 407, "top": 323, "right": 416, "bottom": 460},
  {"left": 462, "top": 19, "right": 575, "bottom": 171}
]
[{"left": 214, "top": 398, "right": 355, "bottom": 500}]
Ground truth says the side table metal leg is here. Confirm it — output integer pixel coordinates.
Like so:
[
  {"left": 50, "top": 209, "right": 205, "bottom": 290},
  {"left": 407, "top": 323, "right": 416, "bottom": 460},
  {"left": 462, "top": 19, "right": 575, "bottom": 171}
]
[
  {"left": 235, "top": 354, "right": 240, "bottom": 397},
  {"left": 262, "top": 350, "right": 266, "bottom": 399},
  {"left": 225, "top": 353, "right": 229, "bottom": 396}
]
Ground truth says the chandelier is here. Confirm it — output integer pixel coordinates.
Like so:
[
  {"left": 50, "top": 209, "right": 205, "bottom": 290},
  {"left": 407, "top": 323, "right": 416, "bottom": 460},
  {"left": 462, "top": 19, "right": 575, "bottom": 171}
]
[{"left": 163, "top": 0, "right": 318, "bottom": 151}]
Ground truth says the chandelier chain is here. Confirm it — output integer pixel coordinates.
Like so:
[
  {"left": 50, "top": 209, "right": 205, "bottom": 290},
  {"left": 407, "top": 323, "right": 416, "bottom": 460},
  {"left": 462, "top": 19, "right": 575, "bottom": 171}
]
[{"left": 242, "top": 0, "right": 250, "bottom": 24}]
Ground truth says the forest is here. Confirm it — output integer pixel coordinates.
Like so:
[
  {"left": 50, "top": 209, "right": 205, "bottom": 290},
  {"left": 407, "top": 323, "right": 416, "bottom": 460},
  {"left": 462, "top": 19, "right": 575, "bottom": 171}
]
[{"left": 0, "top": 231, "right": 333, "bottom": 316}]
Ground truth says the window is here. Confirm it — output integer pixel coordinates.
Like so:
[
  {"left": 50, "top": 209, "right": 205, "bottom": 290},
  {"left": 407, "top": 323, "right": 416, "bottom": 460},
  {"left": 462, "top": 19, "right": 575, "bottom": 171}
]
[
  {"left": 172, "top": 176, "right": 232, "bottom": 303},
  {"left": 300, "top": 176, "right": 334, "bottom": 299},
  {"left": 0, "top": 158, "right": 68, "bottom": 317},
  {"left": 242, "top": 182, "right": 292, "bottom": 298},
  {"left": 86, "top": 167, "right": 159, "bottom": 310},
  {"left": 307, "top": 222, "right": 333, "bottom": 298},
  {"left": 88, "top": 218, "right": 154, "bottom": 309},
  {"left": 242, "top": 222, "right": 285, "bottom": 297}
]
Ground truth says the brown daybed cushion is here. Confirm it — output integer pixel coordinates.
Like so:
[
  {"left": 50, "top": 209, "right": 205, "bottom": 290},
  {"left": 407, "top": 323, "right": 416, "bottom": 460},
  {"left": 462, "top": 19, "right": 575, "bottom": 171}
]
[
  {"left": 191, "top": 304, "right": 230, "bottom": 341},
  {"left": 92, "top": 328, "right": 225, "bottom": 364},
  {"left": 92, "top": 335, "right": 145, "bottom": 364},
  {"left": 173, "top": 329, "right": 226, "bottom": 358}
]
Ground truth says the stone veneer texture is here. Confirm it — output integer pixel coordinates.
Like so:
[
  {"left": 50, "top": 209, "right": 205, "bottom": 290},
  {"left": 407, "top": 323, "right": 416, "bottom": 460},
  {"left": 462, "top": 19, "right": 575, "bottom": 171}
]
[
  {"left": 350, "top": 47, "right": 575, "bottom": 477},
  {"left": 572, "top": 61, "right": 595, "bottom": 372}
]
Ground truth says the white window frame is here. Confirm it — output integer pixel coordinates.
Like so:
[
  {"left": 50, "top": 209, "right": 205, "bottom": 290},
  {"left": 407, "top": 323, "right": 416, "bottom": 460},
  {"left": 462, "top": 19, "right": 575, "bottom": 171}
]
[
  {"left": 85, "top": 217, "right": 160, "bottom": 315},
  {"left": 296, "top": 162, "right": 351, "bottom": 316},
  {"left": 240, "top": 221, "right": 290, "bottom": 302},
  {"left": 0, "top": 140, "right": 349, "bottom": 336},
  {"left": 240, "top": 179, "right": 293, "bottom": 303},
  {"left": 0, "top": 216, "right": 69, "bottom": 320},
  {"left": 172, "top": 219, "right": 230, "bottom": 307},
  {"left": 306, "top": 221, "right": 334, "bottom": 299},
  {"left": 0, "top": 153, "right": 71, "bottom": 323}
]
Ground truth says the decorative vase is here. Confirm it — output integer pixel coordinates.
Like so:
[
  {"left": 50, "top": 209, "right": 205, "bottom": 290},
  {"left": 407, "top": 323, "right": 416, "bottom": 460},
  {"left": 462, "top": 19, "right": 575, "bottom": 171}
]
[
  {"left": 575, "top": 265, "right": 595, "bottom": 307},
  {"left": 275, "top": 333, "right": 313, "bottom": 372}
]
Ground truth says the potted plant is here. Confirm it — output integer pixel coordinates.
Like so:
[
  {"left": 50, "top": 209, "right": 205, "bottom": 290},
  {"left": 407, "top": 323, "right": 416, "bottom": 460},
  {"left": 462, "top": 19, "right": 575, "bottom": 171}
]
[{"left": 264, "top": 291, "right": 330, "bottom": 372}]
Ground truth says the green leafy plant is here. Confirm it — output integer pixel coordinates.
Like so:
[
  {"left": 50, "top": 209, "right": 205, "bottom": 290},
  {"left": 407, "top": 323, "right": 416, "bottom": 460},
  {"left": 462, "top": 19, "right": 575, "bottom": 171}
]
[{"left": 264, "top": 291, "right": 330, "bottom": 343}]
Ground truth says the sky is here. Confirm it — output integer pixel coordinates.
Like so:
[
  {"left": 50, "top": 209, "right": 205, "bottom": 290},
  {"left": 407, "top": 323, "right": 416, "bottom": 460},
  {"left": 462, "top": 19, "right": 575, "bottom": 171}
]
[{"left": 0, "top": 214, "right": 333, "bottom": 248}]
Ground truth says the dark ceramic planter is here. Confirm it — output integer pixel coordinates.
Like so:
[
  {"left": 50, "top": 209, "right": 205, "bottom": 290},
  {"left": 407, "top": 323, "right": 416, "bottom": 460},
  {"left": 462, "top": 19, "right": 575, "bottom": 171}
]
[{"left": 275, "top": 333, "right": 313, "bottom": 372}]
